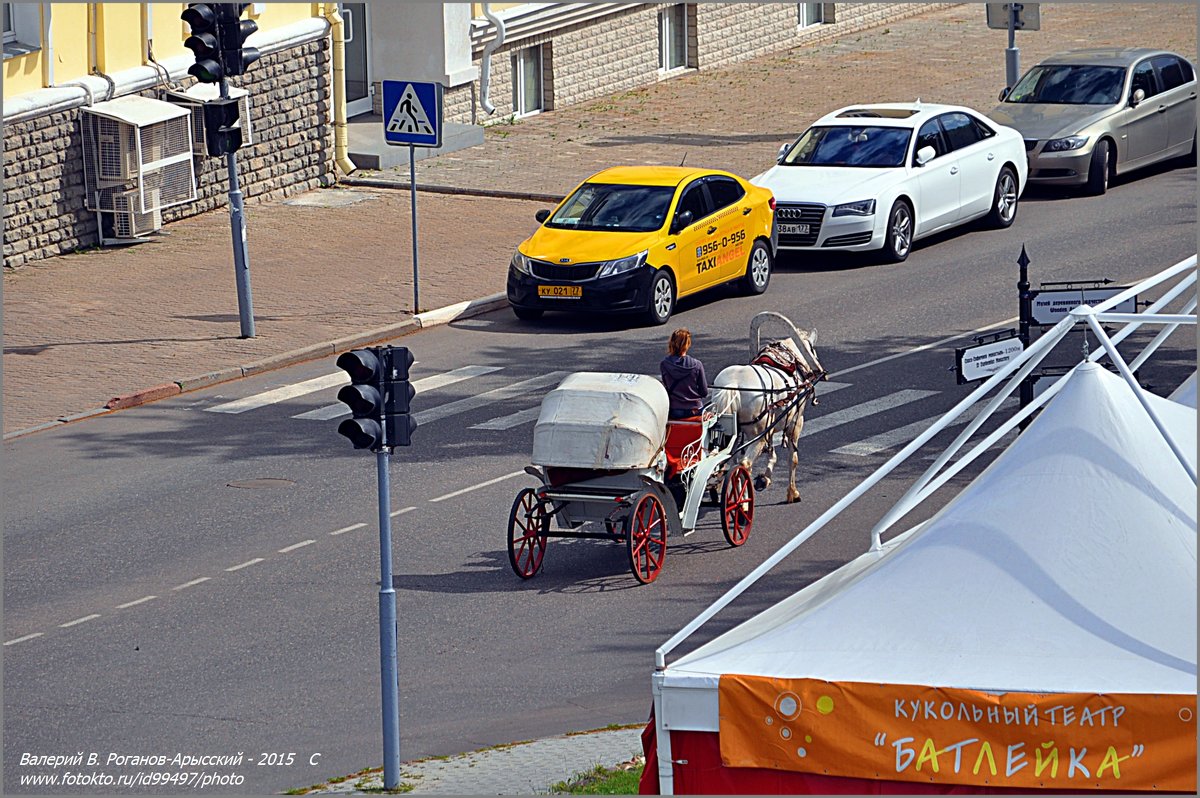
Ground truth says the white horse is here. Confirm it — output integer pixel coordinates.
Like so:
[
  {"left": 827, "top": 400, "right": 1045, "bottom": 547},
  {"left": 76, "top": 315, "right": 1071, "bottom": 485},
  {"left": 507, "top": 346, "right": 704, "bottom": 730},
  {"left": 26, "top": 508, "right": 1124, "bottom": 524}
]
[{"left": 710, "top": 316, "right": 826, "bottom": 504}]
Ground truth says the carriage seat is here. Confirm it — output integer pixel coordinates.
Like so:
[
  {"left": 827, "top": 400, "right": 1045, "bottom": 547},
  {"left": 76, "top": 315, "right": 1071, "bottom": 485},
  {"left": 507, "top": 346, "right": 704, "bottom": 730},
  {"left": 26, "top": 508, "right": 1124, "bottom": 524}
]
[{"left": 664, "top": 416, "right": 704, "bottom": 479}]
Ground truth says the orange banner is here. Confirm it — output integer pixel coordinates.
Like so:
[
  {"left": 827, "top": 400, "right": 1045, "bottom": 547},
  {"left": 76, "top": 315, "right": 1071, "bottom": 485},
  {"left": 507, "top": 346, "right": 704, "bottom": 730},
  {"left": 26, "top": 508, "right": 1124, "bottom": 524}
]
[{"left": 718, "top": 676, "right": 1196, "bottom": 791}]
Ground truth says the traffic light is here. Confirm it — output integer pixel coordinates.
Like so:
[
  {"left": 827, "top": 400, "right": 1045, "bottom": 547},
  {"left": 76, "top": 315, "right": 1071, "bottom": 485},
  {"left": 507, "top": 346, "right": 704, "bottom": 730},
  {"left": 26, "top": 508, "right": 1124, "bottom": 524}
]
[
  {"left": 217, "top": 4, "right": 261, "bottom": 77},
  {"left": 336, "top": 346, "right": 418, "bottom": 451},
  {"left": 181, "top": 4, "right": 224, "bottom": 84},
  {"left": 201, "top": 97, "right": 242, "bottom": 156}
]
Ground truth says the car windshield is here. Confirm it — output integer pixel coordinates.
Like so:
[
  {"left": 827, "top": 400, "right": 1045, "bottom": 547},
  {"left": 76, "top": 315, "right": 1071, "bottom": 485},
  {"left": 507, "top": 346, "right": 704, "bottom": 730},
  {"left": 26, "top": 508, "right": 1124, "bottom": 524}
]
[
  {"left": 782, "top": 126, "right": 912, "bottom": 168},
  {"left": 1005, "top": 65, "right": 1125, "bottom": 105},
  {"left": 545, "top": 183, "right": 676, "bottom": 232}
]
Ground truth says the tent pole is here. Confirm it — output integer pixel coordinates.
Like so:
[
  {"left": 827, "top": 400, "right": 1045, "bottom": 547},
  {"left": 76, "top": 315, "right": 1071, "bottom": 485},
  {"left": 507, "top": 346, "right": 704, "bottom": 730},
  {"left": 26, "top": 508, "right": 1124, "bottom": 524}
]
[{"left": 652, "top": 671, "right": 675, "bottom": 795}]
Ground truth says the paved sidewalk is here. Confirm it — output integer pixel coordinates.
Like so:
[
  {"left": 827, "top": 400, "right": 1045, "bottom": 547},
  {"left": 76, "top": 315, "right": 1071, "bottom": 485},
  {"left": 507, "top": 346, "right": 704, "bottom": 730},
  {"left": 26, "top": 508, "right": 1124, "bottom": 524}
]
[
  {"left": 3, "top": 3, "right": 1191, "bottom": 437},
  {"left": 297, "top": 727, "right": 645, "bottom": 795}
]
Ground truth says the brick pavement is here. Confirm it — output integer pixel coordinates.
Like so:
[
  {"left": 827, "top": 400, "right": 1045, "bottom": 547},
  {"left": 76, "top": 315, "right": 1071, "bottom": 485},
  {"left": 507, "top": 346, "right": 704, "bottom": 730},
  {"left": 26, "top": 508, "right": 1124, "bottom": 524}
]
[{"left": 4, "top": 2, "right": 1195, "bottom": 437}]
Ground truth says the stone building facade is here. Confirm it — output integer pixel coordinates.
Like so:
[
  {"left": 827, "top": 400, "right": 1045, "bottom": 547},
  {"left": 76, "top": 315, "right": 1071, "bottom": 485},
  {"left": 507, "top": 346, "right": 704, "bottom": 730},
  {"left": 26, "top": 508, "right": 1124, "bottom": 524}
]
[{"left": 3, "top": 17, "right": 334, "bottom": 269}]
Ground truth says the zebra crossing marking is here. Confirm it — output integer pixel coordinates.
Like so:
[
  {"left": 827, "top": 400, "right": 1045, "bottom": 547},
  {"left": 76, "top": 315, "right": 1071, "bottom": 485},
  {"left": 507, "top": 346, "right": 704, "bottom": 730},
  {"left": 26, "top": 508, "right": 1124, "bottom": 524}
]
[
  {"left": 413, "top": 372, "right": 569, "bottom": 426},
  {"left": 293, "top": 365, "right": 502, "bottom": 421},
  {"left": 471, "top": 406, "right": 541, "bottom": 431},
  {"left": 832, "top": 397, "right": 1018, "bottom": 457},
  {"left": 206, "top": 372, "right": 350, "bottom": 414}
]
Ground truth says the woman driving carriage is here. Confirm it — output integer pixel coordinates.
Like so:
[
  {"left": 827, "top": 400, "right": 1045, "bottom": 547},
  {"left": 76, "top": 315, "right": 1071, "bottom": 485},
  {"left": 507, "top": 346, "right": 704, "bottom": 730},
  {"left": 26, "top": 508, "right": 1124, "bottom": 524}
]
[{"left": 660, "top": 328, "right": 708, "bottom": 420}]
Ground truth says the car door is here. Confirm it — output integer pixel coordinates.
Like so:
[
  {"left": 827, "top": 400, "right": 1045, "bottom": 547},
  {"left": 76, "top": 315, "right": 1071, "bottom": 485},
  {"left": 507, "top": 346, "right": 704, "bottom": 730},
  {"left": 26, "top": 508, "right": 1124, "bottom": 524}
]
[
  {"left": 702, "top": 175, "right": 751, "bottom": 284},
  {"left": 671, "top": 179, "right": 719, "bottom": 295},
  {"left": 1120, "top": 58, "right": 1169, "bottom": 166},
  {"left": 1151, "top": 54, "right": 1197, "bottom": 155},
  {"left": 939, "top": 112, "right": 996, "bottom": 221},
  {"left": 910, "top": 117, "right": 960, "bottom": 234}
]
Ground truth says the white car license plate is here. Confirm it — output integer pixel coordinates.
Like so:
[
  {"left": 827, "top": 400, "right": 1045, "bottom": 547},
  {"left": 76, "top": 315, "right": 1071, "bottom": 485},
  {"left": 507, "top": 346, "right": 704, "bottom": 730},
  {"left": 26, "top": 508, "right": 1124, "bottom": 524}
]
[{"left": 780, "top": 223, "right": 810, "bottom": 235}]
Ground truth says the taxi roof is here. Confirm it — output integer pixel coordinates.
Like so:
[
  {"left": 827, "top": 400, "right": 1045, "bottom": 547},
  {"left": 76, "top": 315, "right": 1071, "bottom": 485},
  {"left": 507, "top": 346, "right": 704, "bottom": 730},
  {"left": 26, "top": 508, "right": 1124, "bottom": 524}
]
[{"left": 585, "top": 165, "right": 721, "bottom": 186}]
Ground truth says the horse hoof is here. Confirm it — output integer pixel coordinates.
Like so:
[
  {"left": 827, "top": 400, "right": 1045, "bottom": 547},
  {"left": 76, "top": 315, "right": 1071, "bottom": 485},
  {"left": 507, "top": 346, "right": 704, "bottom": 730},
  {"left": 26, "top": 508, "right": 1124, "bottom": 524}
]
[
  {"left": 754, "top": 476, "right": 769, "bottom": 492},
  {"left": 786, "top": 490, "right": 801, "bottom": 504}
]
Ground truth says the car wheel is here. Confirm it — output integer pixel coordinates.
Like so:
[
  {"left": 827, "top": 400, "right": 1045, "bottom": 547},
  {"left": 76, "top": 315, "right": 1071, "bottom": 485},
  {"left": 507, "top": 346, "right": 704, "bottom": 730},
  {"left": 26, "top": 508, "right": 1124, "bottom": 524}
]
[
  {"left": 881, "top": 200, "right": 913, "bottom": 263},
  {"left": 644, "top": 270, "right": 676, "bottom": 326},
  {"left": 985, "top": 166, "right": 1019, "bottom": 229},
  {"left": 1086, "top": 140, "right": 1111, "bottom": 196},
  {"left": 512, "top": 306, "right": 543, "bottom": 321},
  {"left": 741, "top": 240, "right": 772, "bottom": 295}
]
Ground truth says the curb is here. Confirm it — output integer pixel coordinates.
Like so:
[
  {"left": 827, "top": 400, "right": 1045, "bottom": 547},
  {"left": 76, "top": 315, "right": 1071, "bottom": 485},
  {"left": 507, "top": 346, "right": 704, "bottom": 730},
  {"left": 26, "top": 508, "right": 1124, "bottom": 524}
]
[
  {"left": 341, "top": 175, "right": 562, "bottom": 205},
  {"left": 4, "top": 295, "right": 508, "bottom": 441}
]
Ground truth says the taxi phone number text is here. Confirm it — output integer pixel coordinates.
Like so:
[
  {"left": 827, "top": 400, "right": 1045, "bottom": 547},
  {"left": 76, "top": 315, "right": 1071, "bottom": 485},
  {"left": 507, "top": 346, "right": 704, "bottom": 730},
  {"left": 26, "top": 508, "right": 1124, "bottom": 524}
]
[{"left": 696, "top": 230, "right": 746, "bottom": 257}]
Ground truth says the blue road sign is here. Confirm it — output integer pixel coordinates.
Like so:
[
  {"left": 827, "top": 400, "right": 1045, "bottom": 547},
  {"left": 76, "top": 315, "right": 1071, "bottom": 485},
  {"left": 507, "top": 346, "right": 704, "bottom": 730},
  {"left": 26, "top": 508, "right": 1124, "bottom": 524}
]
[{"left": 382, "top": 80, "right": 443, "bottom": 148}]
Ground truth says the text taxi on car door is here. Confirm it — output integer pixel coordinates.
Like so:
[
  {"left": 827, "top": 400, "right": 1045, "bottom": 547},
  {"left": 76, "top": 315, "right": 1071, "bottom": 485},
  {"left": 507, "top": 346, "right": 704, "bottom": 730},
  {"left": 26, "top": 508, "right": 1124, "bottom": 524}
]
[{"left": 506, "top": 166, "right": 777, "bottom": 325}]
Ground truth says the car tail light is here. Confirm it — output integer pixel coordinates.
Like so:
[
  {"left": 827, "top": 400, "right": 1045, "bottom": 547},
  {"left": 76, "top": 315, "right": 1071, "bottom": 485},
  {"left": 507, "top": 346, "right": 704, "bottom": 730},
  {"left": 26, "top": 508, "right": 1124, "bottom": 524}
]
[{"left": 768, "top": 197, "right": 776, "bottom": 211}]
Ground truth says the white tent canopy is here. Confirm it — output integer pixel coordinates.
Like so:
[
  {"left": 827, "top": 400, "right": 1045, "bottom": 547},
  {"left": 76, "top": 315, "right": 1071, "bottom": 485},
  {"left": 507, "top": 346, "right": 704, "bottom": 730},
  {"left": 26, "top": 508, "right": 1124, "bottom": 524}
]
[{"left": 663, "top": 363, "right": 1196, "bottom": 716}]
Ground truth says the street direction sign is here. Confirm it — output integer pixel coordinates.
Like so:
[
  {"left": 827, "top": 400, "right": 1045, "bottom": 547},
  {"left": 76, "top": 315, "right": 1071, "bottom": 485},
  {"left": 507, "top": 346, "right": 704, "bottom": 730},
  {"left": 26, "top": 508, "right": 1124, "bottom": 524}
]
[
  {"left": 955, "top": 333, "right": 1025, "bottom": 384},
  {"left": 1030, "top": 287, "right": 1135, "bottom": 325},
  {"left": 986, "top": 2, "right": 1040, "bottom": 30},
  {"left": 382, "top": 80, "right": 443, "bottom": 148}
]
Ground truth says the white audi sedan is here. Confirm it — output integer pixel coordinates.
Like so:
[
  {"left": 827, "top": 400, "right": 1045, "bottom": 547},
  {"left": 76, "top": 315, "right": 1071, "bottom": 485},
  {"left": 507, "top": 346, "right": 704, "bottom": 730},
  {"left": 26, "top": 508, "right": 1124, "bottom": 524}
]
[{"left": 752, "top": 102, "right": 1028, "bottom": 263}]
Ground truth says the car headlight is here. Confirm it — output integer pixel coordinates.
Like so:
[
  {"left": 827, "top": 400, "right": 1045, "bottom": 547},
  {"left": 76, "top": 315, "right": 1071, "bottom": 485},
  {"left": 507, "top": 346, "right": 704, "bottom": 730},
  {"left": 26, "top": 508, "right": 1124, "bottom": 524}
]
[
  {"left": 1043, "top": 135, "right": 1089, "bottom": 152},
  {"left": 596, "top": 250, "right": 648, "bottom": 278},
  {"left": 831, "top": 199, "right": 876, "bottom": 217},
  {"left": 510, "top": 251, "right": 533, "bottom": 275}
]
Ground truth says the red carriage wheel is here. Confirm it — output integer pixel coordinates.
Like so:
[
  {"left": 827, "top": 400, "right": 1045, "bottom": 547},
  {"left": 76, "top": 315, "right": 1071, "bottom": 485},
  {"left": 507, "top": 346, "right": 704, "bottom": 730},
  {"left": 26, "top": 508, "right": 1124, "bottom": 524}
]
[
  {"left": 507, "top": 487, "right": 549, "bottom": 579},
  {"left": 626, "top": 491, "right": 668, "bottom": 584},
  {"left": 721, "top": 465, "right": 754, "bottom": 547}
]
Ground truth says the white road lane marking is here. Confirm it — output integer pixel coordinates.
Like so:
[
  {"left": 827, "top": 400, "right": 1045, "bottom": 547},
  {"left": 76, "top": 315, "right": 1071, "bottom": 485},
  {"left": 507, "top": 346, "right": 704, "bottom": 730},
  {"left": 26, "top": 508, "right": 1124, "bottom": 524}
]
[
  {"left": 225, "top": 558, "right": 265, "bottom": 571},
  {"left": 172, "top": 577, "right": 211, "bottom": 591},
  {"left": 414, "top": 372, "right": 568, "bottom": 426},
  {"left": 5, "top": 633, "right": 44, "bottom": 646},
  {"left": 294, "top": 365, "right": 503, "bottom": 421},
  {"left": 331, "top": 522, "right": 367, "bottom": 535},
  {"left": 430, "top": 471, "right": 528, "bottom": 503},
  {"left": 116, "top": 595, "right": 157, "bottom": 609},
  {"left": 59, "top": 614, "right": 101, "bottom": 628},
  {"left": 801, "top": 390, "right": 940, "bottom": 436},
  {"left": 279, "top": 540, "right": 315, "bottom": 553},
  {"left": 206, "top": 372, "right": 350, "bottom": 414},
  {"left": 471, "top": 406, "right": 541, "bottom": 430},
  {"left": 832, "top": 397, "right": 1018, "bottom": 457},
  {"left": 389, "top": 506, "right": 416, "bottom": 518}
]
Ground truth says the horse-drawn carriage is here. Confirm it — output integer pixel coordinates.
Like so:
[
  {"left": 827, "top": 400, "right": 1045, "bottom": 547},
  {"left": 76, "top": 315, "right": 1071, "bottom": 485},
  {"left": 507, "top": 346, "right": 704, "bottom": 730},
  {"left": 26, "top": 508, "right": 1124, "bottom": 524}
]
[
  {"left": 506, "top": 372, "right": 754, "bottom": 584},
  {"left": 506, "top": 313, "right": 827, "bottom": 584}
]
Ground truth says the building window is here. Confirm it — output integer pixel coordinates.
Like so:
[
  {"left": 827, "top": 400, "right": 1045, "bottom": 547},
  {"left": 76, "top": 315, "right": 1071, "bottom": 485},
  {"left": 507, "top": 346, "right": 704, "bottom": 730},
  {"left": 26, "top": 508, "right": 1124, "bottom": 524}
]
[
  {"left": 798, "top": 3, "right": 825, "bottom": 27},
  {"left": 512, "top": 45, "right": 543, "bottom": 116},
  {"left": 658, "top": 4, "right": 688, "bottom": 71},
  {"left": 3, "top": 2, "right": 42, "bottom": 57},
  {"left": 4, "top": 3, "right": 18, "bottom": 44}
]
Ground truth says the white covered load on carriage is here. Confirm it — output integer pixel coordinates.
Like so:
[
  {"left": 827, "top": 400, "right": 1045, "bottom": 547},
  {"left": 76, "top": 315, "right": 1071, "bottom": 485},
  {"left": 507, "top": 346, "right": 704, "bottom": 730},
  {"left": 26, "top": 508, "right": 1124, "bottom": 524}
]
[
  {"left": 641, "top": 256, "right": 1198, "bottom": 795},
  {"left": 532, "top": 372, "right": 669, "bottom": 471}
]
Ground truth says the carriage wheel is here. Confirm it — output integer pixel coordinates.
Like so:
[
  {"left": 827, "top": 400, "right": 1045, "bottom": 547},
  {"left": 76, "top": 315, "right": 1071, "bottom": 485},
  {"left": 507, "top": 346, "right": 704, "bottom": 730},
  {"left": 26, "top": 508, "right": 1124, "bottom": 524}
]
[
  {"left": 625, "top": 492, "right": 668, "bottom": 584},
  {"left": 507, "top": 488, "right": 549, "bottom": 579},
  {"left": 721, "top": 465, "right": 755, "bottom": 547}
]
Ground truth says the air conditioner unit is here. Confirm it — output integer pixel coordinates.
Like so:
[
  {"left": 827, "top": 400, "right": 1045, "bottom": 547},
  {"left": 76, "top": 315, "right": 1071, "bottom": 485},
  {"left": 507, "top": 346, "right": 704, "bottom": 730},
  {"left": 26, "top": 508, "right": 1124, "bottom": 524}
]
[
  {"left": 81, "top": 95, "right": 197, "bottom": 243},
  {"left": 163, "top": 84, "right": 254, "bottom": 156}
]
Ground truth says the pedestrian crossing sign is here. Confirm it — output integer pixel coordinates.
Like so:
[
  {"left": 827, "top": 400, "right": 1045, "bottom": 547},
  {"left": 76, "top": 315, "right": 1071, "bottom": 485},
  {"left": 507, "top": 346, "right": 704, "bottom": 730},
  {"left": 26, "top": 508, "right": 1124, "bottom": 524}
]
[{"left": 382, "top": 80, "right": 443, "bottom": 148}]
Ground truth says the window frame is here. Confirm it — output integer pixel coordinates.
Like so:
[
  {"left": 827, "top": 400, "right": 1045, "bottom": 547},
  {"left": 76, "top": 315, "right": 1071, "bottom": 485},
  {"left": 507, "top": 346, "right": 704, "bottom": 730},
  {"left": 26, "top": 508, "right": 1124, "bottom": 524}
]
[
  {"left": 798, "top": 2, "right": 824, "bottom": 28},
  {"left": 940, "top": 112, "right": 985, "bottom": 152},
  {"left": 674, "top": 179, "right": 713, "bottom": 227},
  {"left": 511, "top": 45, "right": 544, "bottom": 117},
  {"left": 3, "top": 3, "right": 15, "bottom": 44},
  {"left": 1151, "top": 54, "right": 1191, "bottom": 93},
  {"left": 1130, "top": 58, "right": 1160, "bottom": 100},
  {"left": 913, "top": 118, "right": 949, "bottom": 165},
  {"left": 658, "top": 4, "right": 688, "bottom": 72},
  {"left": 704, "top": 175, "right": 745, "bottom": 213}
]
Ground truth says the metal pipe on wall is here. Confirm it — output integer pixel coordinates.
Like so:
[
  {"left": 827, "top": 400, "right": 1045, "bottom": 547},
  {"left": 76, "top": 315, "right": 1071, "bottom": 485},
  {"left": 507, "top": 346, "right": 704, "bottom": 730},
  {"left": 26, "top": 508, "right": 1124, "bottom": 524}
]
[
  {"left": 478, "top": 3, "right": 505, "bottom": 115},
  {"left": 323, "top": 3, "right": 357, "bottom": 175}
]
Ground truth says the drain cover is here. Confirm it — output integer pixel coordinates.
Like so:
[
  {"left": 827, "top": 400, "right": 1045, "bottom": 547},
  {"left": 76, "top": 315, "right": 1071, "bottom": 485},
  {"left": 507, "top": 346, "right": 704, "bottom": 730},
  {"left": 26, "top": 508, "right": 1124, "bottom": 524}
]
[{"left": 227, "top": 478, "right": 297, "bottom": 489}]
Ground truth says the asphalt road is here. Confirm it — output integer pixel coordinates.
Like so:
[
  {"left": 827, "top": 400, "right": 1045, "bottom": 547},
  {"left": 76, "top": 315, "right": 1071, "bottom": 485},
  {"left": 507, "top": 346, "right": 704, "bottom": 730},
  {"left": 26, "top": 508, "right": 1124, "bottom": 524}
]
[{"left": 4, "top": 164, "right": 1195, "bottom": 794}]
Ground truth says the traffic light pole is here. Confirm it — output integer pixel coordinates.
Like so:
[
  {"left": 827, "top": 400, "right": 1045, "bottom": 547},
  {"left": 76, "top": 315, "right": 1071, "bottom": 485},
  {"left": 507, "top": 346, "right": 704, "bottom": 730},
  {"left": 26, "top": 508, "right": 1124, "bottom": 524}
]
[
  {"left": 409, "top": 144, "right": 420, "bottom": 313},
  {"left": 376, "top": 448, "right": 402, "bottom": 789},
  {"left": 221, "top": 75, "right": 256, "bottom": 339}
]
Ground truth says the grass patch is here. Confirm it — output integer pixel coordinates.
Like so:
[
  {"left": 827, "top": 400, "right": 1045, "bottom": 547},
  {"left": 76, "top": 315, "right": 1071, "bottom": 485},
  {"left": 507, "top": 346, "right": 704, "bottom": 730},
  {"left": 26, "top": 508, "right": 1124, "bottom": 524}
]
[{"left": 549, "top": 759, "right": 644, "bottom": 794}]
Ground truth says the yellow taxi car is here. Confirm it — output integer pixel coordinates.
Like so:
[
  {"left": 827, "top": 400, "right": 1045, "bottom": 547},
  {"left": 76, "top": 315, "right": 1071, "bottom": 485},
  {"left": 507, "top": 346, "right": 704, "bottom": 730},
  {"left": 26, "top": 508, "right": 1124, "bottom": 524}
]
[{"left": 506, "top": 166, "right": 777, "bottom": 325}]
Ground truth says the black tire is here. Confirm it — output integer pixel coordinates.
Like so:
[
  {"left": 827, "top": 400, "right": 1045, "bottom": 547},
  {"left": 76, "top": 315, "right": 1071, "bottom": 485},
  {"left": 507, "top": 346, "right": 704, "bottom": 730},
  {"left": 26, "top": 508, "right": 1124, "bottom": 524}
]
[
  {"left": 511, "top": 305, "right": 543, "bottom": 321},
  {"left": 985, "top": 166, "right": 1019, "bottom": 229},
  {"left": 740, "top": 240, "right": 772, "bottom": 295},
  {"left": 1086, "top": 140, "right": 1112, "bottom": 196},
  {"left": 880, "top": 199, "right": 913, "bottom": 263},
  {"left": 643, "top": 270, "right": 676, "bottom": 326}
]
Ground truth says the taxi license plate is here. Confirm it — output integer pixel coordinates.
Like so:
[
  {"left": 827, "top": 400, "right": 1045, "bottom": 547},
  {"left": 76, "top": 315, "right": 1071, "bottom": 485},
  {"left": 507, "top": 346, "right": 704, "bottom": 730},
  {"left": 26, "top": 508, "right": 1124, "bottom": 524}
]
[
  {"left": 538, "top": 285, "right": 583, "bottom": 298},
  {"left": 780, "top": 223, "right": 810, "bottom": 235}
]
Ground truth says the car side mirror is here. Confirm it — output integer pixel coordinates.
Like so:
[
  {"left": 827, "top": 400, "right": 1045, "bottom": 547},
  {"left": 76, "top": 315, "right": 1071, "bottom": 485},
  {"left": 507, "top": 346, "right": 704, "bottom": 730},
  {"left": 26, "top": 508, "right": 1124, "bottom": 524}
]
[
  {"left": 1129, "top": 87, "right": 1146, "bottom": 107},
  {"left": 671, "top": 209, "right": 694, "bottom": 235},
  {"left": 535, "top": 209, "right": 551, "bottom": 223},
  {"left": 998, "top": 86, "right": 1010, "bottom": 102},
  {"left": 777, "top": 143, "right": 790, "bottom": 163},
  {"left": 915, "top": 145, "right": 936, "bottom": 166}
]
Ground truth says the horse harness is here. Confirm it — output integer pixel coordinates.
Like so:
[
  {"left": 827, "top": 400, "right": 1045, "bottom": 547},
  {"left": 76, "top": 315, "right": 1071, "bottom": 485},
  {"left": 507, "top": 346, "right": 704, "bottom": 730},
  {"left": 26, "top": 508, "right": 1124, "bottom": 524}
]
[{"left": 745, "top": 346, "right": 823, "bottom": 427}]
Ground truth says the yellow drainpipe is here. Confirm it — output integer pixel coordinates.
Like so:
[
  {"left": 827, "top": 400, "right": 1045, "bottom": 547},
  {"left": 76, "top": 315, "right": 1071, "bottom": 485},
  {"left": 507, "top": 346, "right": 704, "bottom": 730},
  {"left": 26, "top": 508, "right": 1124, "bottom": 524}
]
[{"left": 323, "top": 3, "right": 357, "bottom": 175}]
